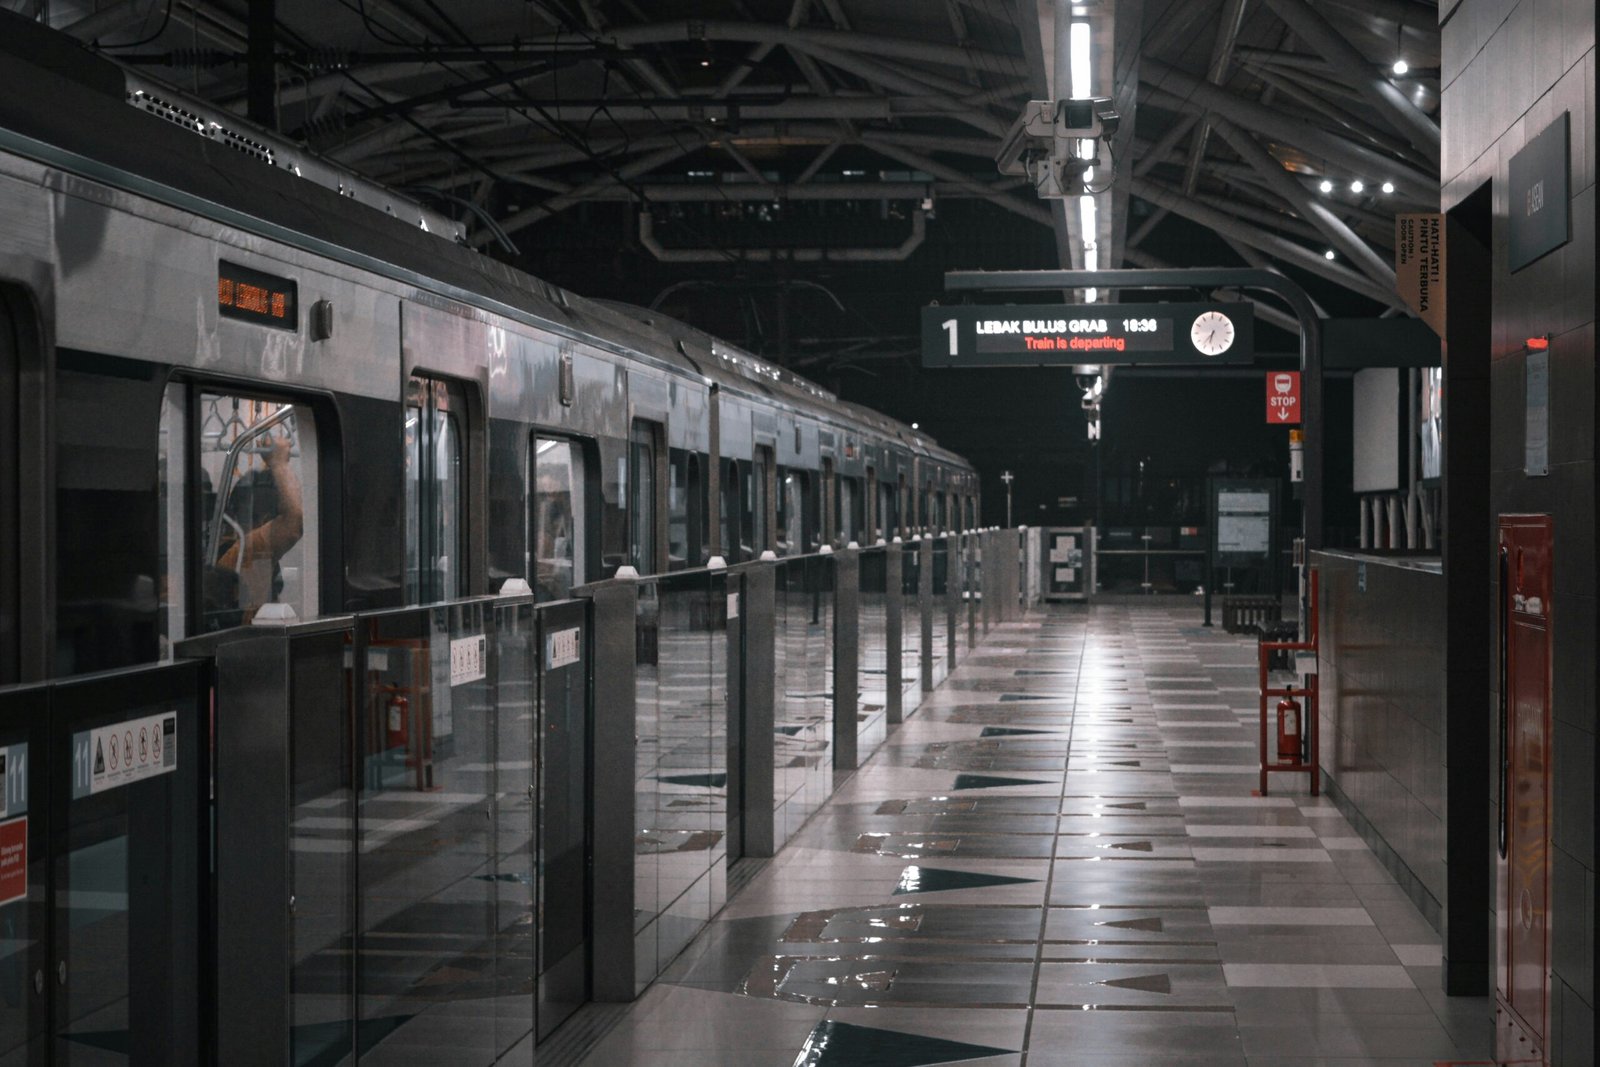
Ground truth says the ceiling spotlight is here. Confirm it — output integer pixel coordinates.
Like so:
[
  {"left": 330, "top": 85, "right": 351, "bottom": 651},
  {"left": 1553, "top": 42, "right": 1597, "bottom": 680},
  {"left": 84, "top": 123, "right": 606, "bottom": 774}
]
[
  {"left": 911, "top": 422, "right": 920, "bottom": 430},
  {"left": 1350, "top": 179, "right": 1365, "bottom": 193},
  {"left": 1392, "top": 59, "right": 1409, "bottom": 75},
  {"left": 700, "top": 59, "right": 712, "bottom": 67},
  {"left": 1324, "top": 249, "right": 1337, "bottom": 260},
  {"left": 1318, "top": 179, "right": 1334, "bottom": 193},
  {"left": 1380, "top": 180, "right": 1395, "bottom": 194}
]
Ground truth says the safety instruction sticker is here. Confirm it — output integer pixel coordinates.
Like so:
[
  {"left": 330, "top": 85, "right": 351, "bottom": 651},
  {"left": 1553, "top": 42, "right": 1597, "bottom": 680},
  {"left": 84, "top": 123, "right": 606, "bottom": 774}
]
[
  {"left": 449, "top": 635, "right": 487, "bottom": 687},
  {"left": 70, "top": 712, "right": 177, "bottom": 800},
  {"left": 0, "top": 742, "right": 26, "bottom": 818},
  {"left": 0, "top": 816, "right": 24, "bottom": 907},
  {"left": 545, "top": 627, "right": 581, "bottom": 670}
]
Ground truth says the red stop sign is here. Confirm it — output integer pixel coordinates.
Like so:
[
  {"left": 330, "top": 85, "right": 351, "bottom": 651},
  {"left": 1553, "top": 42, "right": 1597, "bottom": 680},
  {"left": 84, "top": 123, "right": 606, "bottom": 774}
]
[{"left": 1267, "top": 372, "right": 1301, "bottom": 424}]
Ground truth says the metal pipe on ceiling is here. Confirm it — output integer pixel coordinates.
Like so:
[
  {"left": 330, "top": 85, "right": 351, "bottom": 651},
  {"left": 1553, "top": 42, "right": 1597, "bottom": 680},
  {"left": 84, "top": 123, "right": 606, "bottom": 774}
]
[{"left": 637, "top": 209, "right": 927, "bottom": 263}]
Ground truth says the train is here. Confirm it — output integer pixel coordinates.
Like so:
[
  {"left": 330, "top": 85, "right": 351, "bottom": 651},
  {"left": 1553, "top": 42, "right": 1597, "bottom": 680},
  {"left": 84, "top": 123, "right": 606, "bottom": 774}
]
[{"left": 0, "top": 15, "right": 978, "bottom": 685}]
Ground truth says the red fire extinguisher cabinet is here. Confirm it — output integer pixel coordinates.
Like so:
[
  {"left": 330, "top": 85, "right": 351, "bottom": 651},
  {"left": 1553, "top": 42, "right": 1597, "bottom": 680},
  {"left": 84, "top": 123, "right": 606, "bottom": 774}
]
[{"left": 1496, "top": 514, "right": 1553, "bottom": 1063}]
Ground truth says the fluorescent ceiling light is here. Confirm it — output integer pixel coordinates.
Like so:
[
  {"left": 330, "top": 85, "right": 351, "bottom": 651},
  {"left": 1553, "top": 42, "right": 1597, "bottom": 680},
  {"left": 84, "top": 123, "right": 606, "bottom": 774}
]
[{"left": 1070, "top": 22, "right": 1092, "bottom": 98}]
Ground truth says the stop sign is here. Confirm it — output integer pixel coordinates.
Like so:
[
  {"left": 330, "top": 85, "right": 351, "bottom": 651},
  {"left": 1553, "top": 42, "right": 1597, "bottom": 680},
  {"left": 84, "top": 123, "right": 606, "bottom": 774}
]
[{"left": 1267, "top": 372, "right": 1301, "bottom": 424}]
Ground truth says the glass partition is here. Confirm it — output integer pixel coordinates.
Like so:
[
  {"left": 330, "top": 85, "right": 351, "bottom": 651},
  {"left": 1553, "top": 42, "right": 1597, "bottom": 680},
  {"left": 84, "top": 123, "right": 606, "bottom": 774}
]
[
  {"left": 856, "top": 548, "right": 889, "bottom": 761},
  {"left": 900, "top": 542, "right": 922, "bottom": 715},
  {"left": 772, "top": 555, "right": 834, "bottom": 848},
  {"left": 632, "top": 570, "right": 727, "bottom": 990},
  {"left": 354, "top": 600, "right": 498, "bottom": 1064},
  {"left": 930, "top": 537, "right": 950, "bottom": 688}
]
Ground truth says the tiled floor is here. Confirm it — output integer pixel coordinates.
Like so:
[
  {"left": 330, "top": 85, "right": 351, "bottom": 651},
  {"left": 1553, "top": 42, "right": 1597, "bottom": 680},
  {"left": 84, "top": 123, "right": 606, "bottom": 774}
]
[{"left": 575, "top": 602, "right": 1494, "bottom": 1067}]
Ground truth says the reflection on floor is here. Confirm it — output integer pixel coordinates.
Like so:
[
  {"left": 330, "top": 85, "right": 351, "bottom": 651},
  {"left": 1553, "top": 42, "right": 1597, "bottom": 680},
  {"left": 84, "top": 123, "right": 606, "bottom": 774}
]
[{"left": 575, "top": 602, "right": 1494, "bottom": 1067}]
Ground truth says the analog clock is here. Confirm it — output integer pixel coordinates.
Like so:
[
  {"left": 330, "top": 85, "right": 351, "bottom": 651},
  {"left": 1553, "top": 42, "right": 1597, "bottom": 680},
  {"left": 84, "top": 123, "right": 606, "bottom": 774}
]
[{"left": 1190, "top": 311, "right": 1235, "bottom": 356}]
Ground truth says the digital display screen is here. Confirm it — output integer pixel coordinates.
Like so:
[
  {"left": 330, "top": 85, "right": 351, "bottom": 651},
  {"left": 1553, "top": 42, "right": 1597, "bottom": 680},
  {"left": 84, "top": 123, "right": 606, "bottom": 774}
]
[
  {"left": 218, "top": 260, "right": 297, "bottom": 330},
  {"left": 974, "top": 314, "right": 1174, "bottom": 356},
  {"left": 922, "top": 302, "right": 1254, "bottom": 367}
]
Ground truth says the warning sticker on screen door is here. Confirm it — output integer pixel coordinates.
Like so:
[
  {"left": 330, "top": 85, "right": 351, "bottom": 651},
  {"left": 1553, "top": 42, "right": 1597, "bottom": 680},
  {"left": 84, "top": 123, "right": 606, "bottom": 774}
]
[{"left": 70, "top": 712, "right": 177, "bottom": 800}]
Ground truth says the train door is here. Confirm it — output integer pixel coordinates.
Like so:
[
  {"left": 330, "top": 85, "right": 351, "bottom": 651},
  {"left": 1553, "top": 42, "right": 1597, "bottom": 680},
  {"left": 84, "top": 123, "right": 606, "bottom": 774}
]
[
  {"left": 629, "top": 420, "right": 664, "bottom": 574},
  {"left": 175, "top": 387, "right": 322, "bottom": 636},
  {"left": 0, "top": 287, "right": 46, "bottom": 683},
  {"left": 0, "top": 291, "right": 18, "bottom": 683},
  {"left": 1497, "top": 515, "right": 1553, "bottom": 1056},
  {"left": 405, "top": 375, "right": 468, "bottom": 603},
  {"left": 837, "top": 475, "right": 858, "bottom": 546},
  {"left": 667, "top": 449, "right": 702, "bottom": 570},
  {"left": 531, "top": 437, "right": 587, "bottom": 600},
  {"left": 751, "top": 447, "right": 774, "bottom": 557},
  {"left": 776, "top": 468, "right": 806, "bottom": 556},
  {"left": 820, "top": 458, "right": 835, "bottom": 549},
  {"left": 865, "top": 468, "right": 878, "bottom": 542}
]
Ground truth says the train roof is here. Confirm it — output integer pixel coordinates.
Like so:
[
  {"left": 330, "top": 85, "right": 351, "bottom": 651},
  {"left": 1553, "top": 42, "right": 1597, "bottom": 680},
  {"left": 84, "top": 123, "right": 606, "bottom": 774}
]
[{"left": 0, "top": 14, "right": 967, "bottom": 471}]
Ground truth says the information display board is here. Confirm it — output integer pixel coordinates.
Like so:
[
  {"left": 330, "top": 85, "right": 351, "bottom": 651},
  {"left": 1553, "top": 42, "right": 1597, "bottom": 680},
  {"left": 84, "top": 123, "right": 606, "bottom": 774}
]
[
  {"left": 1209, "top": 478, "right": 1279, "bottom": 567},
  {"left": 921, "top": 302, "right": 1254, "bottom": 367}
]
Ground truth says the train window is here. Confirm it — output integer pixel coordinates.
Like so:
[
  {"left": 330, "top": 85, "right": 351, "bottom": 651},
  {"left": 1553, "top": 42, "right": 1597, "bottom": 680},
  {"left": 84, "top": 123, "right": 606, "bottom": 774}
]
[
  {"left": 405, "top": 376, "right": 464, "bottom": 603},
  {"left": 668, "top": 449, "right": 701, "bottom": 570},
  {"left": 751, "top": 447, "right": 773, "bottom": 556},
  {"left": 629, "top": 420, "right": 660, "bottom": 574},
  {"left": 194, "top": 390, "right": 319, "bottom": 632},
  {"left": 532, "top": 437, "right": 585, "bottom": 600}
]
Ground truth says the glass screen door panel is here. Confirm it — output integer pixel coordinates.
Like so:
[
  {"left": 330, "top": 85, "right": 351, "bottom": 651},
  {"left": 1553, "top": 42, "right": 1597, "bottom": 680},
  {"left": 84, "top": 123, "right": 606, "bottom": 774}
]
[
  {"left": 536, "top": 601, "right": 589, "bottom": 1041},
  {"left": 0, "top": 686, "right": 46, "bottom": 1066},
  {"left": 51, "top": 663, "right": 204, "bottom": 1066}
]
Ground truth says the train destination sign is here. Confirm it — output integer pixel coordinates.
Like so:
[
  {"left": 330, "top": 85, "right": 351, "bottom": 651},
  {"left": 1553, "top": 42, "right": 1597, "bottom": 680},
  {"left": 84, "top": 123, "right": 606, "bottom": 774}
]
[
  {"left": 218, "top": 260, "right": 298, "bottom": 330},
  {"left": 921, "top": 302, "right": 1254, "bottom": 367}
]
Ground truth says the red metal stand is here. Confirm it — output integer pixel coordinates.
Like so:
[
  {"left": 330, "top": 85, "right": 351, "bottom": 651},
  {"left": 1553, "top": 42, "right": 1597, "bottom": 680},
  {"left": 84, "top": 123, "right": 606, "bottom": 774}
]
[{"left": 1257, "top": 568, "right": 1319, "bottom": 796}]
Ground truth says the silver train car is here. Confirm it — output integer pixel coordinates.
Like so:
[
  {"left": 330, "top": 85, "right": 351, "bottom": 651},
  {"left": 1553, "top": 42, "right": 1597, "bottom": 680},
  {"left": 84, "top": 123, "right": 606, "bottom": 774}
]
[{"left": 0, "top": 20, "right": 978, "bottom": 684}]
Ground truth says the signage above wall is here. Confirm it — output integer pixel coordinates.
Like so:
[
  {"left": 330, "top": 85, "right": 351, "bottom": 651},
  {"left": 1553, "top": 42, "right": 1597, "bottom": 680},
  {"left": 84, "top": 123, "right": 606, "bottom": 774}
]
[{"left": 1508, "top": 112, "right": 1570, "bottom": 272}]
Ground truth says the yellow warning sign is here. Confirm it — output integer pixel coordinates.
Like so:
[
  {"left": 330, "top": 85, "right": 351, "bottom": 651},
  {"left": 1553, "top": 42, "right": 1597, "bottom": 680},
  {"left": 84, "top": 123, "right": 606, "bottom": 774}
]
[{"left": 1395, "top": 214, "right": 1446, "bottom": 337}]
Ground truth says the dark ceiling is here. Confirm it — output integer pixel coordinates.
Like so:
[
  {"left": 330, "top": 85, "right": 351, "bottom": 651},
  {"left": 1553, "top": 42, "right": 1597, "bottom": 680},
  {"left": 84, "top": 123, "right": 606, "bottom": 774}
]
[{"left": 13, "top": 0, "right": 1440, "bottom": 525}]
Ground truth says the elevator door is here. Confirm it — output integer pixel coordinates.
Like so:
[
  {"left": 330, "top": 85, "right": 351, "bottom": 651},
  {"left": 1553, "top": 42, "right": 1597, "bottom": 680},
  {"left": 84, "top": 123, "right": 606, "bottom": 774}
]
[{"left": 1497, "top": 514, "right": 1551, "bottom": 1051}]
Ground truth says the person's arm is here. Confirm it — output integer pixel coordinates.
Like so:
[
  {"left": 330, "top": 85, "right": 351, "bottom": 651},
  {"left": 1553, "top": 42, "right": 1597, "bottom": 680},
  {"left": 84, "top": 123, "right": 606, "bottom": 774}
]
[{"left": 262, "top": 431, "right": 304, "bottom": 559}]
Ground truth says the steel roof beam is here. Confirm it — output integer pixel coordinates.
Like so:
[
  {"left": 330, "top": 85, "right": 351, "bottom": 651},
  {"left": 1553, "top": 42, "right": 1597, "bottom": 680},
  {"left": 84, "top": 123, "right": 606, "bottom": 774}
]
[
  {"left": 860, "top": 138, "right": 1053, "bottom": 227},
  {"left": 1181, "top": 0, "right": 1249, "bottom": 197},
  {"left": 532, "top": 21, "right": 1021, "bottom": 75},
  {"left": 1139, "top": 60, "right": 1435, "bottom": 201},
  {"left": 1129, "top": 178, "right": 1405, "bottom": 308},
  {"left": 1259, "top": 0, "right": 1439, "bottom": 162},
  {"left": 485, "top": 139, "right": 706, "bottom": 241},
  {"left": 1120, "top": 248, "right": 1305, "bottom": 334}
]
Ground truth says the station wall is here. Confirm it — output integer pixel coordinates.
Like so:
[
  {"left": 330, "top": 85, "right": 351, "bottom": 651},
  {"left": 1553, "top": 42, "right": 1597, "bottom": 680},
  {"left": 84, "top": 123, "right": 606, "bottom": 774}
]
[{"left": 1441, "top": 0, "right": 1595, "bottom": 1061}]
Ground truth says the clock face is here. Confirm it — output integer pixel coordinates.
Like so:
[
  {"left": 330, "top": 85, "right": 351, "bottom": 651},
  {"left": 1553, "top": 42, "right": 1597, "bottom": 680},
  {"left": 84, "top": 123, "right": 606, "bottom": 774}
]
[{"left": 1190, "top": 311, "right": 1235, "bottom": 356}]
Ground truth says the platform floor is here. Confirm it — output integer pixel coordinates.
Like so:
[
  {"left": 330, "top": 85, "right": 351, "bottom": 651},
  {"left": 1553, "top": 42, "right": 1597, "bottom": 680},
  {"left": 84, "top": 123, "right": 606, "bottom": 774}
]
[{"left": 574, "top": 602, "right": 1493, "bottom": 1066}]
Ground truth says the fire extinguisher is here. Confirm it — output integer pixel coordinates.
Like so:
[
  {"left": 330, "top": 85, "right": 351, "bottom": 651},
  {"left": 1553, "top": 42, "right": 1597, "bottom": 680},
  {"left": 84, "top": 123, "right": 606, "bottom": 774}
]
[
  {"left": 1289, "top": 429, "right": 1304, "bottom": 483},
  {"left": 1277, "top": 695, "right": 1302, "bottom": 763},
  {"left": 386, "top": 694, "right": 409, "bottom": 751}
]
